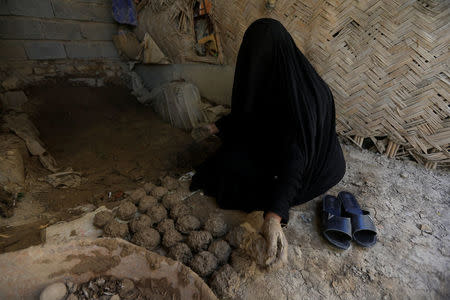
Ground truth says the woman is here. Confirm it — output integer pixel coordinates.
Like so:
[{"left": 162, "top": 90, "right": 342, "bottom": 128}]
[{"left": 190, "top": 18, "right": 346, "bottom": 267}]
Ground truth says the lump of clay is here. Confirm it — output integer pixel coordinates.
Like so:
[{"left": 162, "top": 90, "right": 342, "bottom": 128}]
[
  {"left": 129, "top": 214, "right": 152, "bottom": 233},
  {"left": 187, "top": 230, "right": 213, "bottom": 252},
  {"left": 146, "top": 204, "right": 167, "bottom": 224},
  {"left": 129, "top": 188, "right": 146, "bottom": 204},
  {"left": 162, "top": 228, "right": 184, "bottom": 248},
  {"left": 208, "top": 240, "right": 231, "bottom": 264},
  {"left": 93, "top": 210, "right": 113, "bottom": 228},
  {"left": 138, "top": 195, "right": 157, "bottom": 213},
  {"left": 161, "top": 192, "right": 183, "bottom": 210},
  {"left": 157, "top": 218, "right": 175, "bottom": 234},
  {"left": 161, "top": 175, "right": 179, "bottom": 190},
  {"left": 39, "top": 282, "right": 67, "bottom": 300},
  {"left": 226, "top": 222, "right": 256, "bottom": 248},
  {"left": 176, "top": 215, "right": 201, "bottom": 234},
  {"left": 170, "top": 203, "right": 192, "bottom": 220},
  {"left": 116, "top": 201, "right": 137, "bottom": 221},
  {"left": 210, "top": 264, "right": 240, "bottom": 299},
  {"left": 143, "top": 182, "right": 156, "bottom": 194},
  {"left": 150, "top": 186, "right": 168, "bottom": 199},
  {"left": 104, "top": 219, "right": 129, "bottom": 238},
  {"left": 168, "top": 243, "right": 193, "bottom": 265},
  {"left": 205, "top": 215, "right": 228, "bottom": 237},
  {"left": 131, "top": 228, "right": 160, "bottom": 250},
  {"left": 230, "top": 249, "right": 257, "bottom": 279},
  {"left": 190, "top": 251, "right": 218, "bottom": 277}
]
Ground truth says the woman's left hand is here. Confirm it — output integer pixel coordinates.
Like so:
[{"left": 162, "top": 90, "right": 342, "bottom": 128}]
[{"left": 262, "top": 213, "right": 288, "bottom": 267}]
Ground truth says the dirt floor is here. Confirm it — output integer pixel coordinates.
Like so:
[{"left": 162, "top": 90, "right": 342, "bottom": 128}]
[{"left": 0, "top": 86, "right": 448, "bottom": 299}]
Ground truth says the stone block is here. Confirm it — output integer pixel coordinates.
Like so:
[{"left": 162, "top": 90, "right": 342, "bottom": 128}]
[
  {"left": 7, "top": 0, "right": 54, "bottom": 18},
  {"left": 52, "top": 0, "right": 113, "bottom": 22},
  {"left": 0, "top": 17, "right": 43, "bottom": 39},
  {"left": 41, "top": 20, "right": 82, "bottom": 40},
  {"left": 0, "top": 40, "right": 27, "bottom": 60},
  {"left": 80, "top": 22, "right": 117, "bottom": 40},
  {"left": 24, "top": 41, "right": 67, "bottom": 60},
  {"left": 65, "top": 41, "right": 119, "bottom": 59}
]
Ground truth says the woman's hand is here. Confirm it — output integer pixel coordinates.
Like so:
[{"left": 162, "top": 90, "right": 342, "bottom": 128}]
[
  {"left": 191, "top": 123, "right": 219, "bottom": 142},
  {"left": 262, "top": 212, "right": 288, "bottom": 267}
]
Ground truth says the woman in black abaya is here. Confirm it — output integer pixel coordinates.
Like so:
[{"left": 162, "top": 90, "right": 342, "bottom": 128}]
[{"left": 190, "top": 18, "right": 346, "bottom": 266}]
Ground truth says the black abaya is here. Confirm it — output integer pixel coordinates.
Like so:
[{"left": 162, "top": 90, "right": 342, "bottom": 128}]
[{"left": 190, "top": 18, "right": 346, "bottom": 224}]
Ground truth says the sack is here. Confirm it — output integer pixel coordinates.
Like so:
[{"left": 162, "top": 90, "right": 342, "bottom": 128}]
[{"left": 149, "top": 82, "right": 206, "bottom": 130}]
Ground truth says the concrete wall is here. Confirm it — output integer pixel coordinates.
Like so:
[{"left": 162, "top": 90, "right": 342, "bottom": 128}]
[
  {"left": 0, "top": 0, "right": 124, "bottom": 88},
  {"left": 135, "top": 64, "right": 235, "bottom": 106}
]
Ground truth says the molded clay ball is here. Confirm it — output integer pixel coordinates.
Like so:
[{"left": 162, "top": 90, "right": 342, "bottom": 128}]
[
  {"left": 161, "top": 192, "right": 183, "bottom": 210},
  {"left": 176, "top": 215, "right": 201, "bottom": 234},
  {"left": 138, "top": 195, "right": 158, "bottom": 213},
  {"left": 157, "top": 218, "right": 175, "bottom": 234},
  {"left": 168, "top": 243, "right": 193, "bottom": 265},
  {"left": 129, "top": 214, "right": 152, "bottom": 233},
  {"left": 162, "top": 228, "right": 184, "bottom": 248},
  {"left": 190, "top": 251, "right": 218, "bottom": 277},
  {"left": 205, "top": 215, "right": 228, "bottom": 238},
  {"left": 150, "top": 186, "right": 168, "bottom": 200},
  {"left": 187, "top": 230, "right": 213, "bottom": 252},
  {"left": 208, "top": 240, "right": 232, "bottom": 264},
  {"left": 129, "top": 188, "right": 146, "bottom": 204},
  {"left": 143, "top": 182, "right": 156, "bottom": 194},
  {"left": 116, "top": 201, "right": 137, "bottom": 221},
  {"left": 39, "top": 282, "right": 67, "bottom": 300},
  {"left": 161, "top": 175, "right": 180, "bottom": 190},
  {"left": 93, "top": 210, "right": 113, "bottom": 228},
  {"left": 131, "top": 228, "right": 160, "bottom": 250},
  {"left": 147, "top": 204, "right": 167, "bottom": 225},
  {"left": 104, "top": 219, "right": 129, "bottom": 238},
  {"left": 170, "top": 203, "right": 192, "bottom": 220},
  {"left": 210, "top": 264, "right": 240, "bottom": 299}
]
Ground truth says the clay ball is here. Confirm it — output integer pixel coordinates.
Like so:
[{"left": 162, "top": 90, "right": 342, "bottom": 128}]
[
  {"left": 131, "top": 228, "right": 160, "bottom": 250},
  {"left": 170, "top": 203, "right": 192, "bottom": 220},
  {"left": 190, "top": 251, "right": 218, "bottom": 277},
  {"left": 205, "top": 215, "right": 228, "bottom": 237},
  {"left": 161, "top": 175, "right": 180, "bottom": 190},
  {"left": 162, "top": 228, "right": 184, "bottom": 248},
  {"left": 103, "top": 219, "right": 129, "bottom": 238},
  {"left": 161, "top": 192, "right": 183, "bottom": 210},
  {"left": 208, "top": 240, "right": 232, "bottom": 264},
  {"left": 129, "top": 214, "right": 152, "bottom": 233},
  {"left": 176, "top": 215, "right": 201, "bottom": 234},
  {"left": 129, "top": 188, "right": 146, "bottom": 204},
  {"left": 138, "top": 195, "right": 158, "bottom": 213},
  {"left": 39, "top": 282, "right": 67, "bottom": 300},
  {"left": 146, "top": 204, "right": 167, "bottom": 224},
  {"left": 187, "top": 230, "right": 213, "bottom": 252},
  {"left": 210, "top": 264, "right": 240, "bottom": 299},
  {"left": 150, "top": 186, "right": 168, "bottom": 199},
  {"left": 157, "top": 218, "right": 175, "bottom": 234},
  {"left": 143, "top": 182, "right": 156, "bottom": 194},
  {"left": 93, "top": 210, "right": 113, "bottom": 228},
  {"left": 168, "top": 243, "right": 193, "bottom": 265},
  {"left": 116, "top": 201, "right": 137, "bottom": 221}
]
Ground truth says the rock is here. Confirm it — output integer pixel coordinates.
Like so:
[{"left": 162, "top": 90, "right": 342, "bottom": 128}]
[
  {"left": 103, "top": 219, "right": 129, "bottom": 238},
  {"left": 129, "top": 214, "right": 152, "bottom": 233},
  {"left": 187, "top": 230, "right": 213, "bottom": 252},
  {"left": 205, "top": 215, "right": 228, "bottom": 237},
  {"left": 150, "top": 186, "right": 168, "bottom": 199},
  {"left": 400, "top": 172, "right": 408, "bottom": 178},
  {"left": 162, "top": 228, "right": 184, "bottom": 248},
  {"left": 161, "top": 175, "right": 180, "bottom": 190},
  {"left": 119, "top": 278, "right": 134, "bottom": 298},
  {"left": 156, "top": 218, "right": 175, "bottom": 234},
  {"left": 170, "top": 203, "right": 192, "bottom": 220},
  {"left": 419, "top": 224, "right": 432, "bottom": 234},
  {"left": 210, "top": 264, "right": 240, "bottom": 299},
  {"left": 1, "top": 91, "right": 28, "bottom": 111},
  {"left": 208, "top": 240, "right": 232, "bottom": 264},
  {"left": 110, "top": 295, "right": 120, "bottom": 300},
  {"left": 143, "top": 182, "right": 156, "bottom": 194},
  {"left": 168, "top": 243, "right": 193, "bottom": 265},
  {"left": 138, "top": 195, "right": 158, "bottom": 213},
  {"left": 147, "top": 204, "right": 167, "bottom": 224},
  {"left": 66, "top": 294, "right": 77, "bottom": 300},
  {"left": 116, "top": 201, "right": 137, "bottom": 221},
  {"left": 161, "top": 192, "right": 184, "bottom": 210},
  {"left": 2, "top": 77, "right": 20, "bottom": 90},
  {"left": 129, "top": 188, "right": 146, "bottom": 204},
  {"left": 176, "top": 215, "right": 201, "bottom": 234},
  {"left": 93, "top": 210, "right": 114, "bottom": 228},
  {"left": 190, "top": 251, "right": 218, "bottom": 277},
  {"left": 39, "top": 282, "right": 67, "bottom": 300},
  {"left": 131, "top": 228, "right": 160, "bottom": 250}
]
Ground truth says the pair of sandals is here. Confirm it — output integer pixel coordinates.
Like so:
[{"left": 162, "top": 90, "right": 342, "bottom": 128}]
[{"left": 322, "top": 191, "right": 377, "bottom": 249}]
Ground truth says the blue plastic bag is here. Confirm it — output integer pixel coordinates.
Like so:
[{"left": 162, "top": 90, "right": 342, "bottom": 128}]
[{"left": 112, "top": 0, "right": 137, "bottom": 26}]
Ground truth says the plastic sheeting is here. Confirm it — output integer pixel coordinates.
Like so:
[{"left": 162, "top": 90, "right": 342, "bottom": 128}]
[{"left": 112, "top": 0, "right": 138, "bottom": 26}]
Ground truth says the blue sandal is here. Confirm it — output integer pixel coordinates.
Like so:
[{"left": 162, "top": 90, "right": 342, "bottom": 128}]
[
  {"left": 322, "top": 195, "right": 352, "bottom": 250},
  {"left": 338, "top": 191, "right": 377, "bottom": 247}
]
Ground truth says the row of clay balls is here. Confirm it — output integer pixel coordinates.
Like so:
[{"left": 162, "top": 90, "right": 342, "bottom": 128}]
[{"left": 93, "top": 176, "right": 231, "bottom": 278}]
